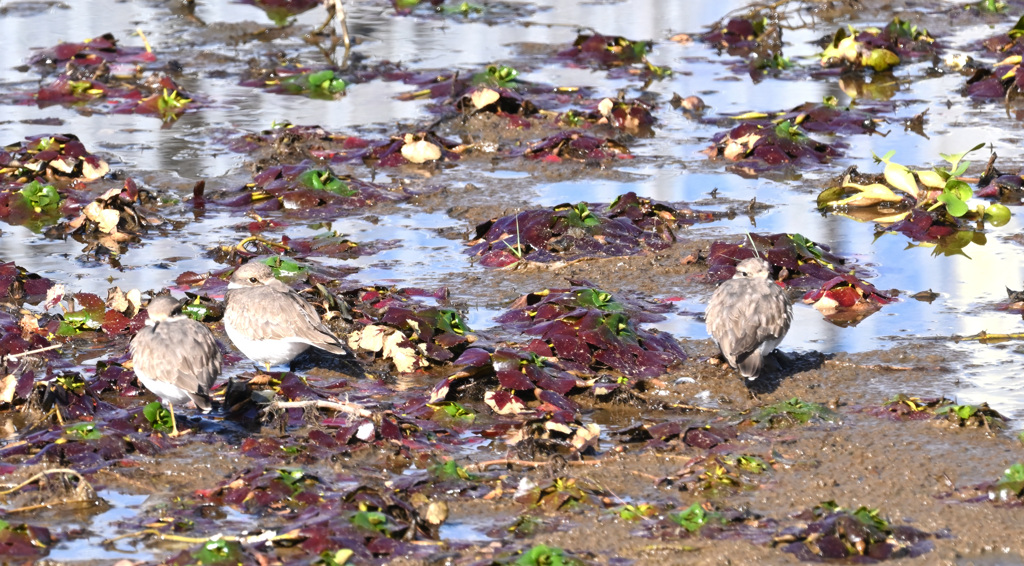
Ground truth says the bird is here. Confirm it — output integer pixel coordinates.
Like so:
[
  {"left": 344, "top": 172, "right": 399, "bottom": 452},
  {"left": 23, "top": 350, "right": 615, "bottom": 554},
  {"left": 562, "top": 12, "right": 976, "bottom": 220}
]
[
  {"left": 130, "top": 295, "right": 222, "bottom": 436},
  {"left": 223, "top": 261, "right": 352, "bottom": 371},
  {"left": 705, "top": 257, "right": 793, "bottom": 380}
]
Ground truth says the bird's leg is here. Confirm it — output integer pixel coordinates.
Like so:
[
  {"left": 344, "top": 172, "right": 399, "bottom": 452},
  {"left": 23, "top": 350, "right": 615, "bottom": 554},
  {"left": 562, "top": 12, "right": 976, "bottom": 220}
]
[
  {"left": 168, "top": 402, "right": 180, "bottom": 437},
  {"left": 318, "top": 0, "right": 351, "bottom": 52}
]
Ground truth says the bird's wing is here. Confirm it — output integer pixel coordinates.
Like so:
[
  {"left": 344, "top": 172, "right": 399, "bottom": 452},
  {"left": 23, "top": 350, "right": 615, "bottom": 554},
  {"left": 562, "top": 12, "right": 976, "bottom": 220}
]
[
  {"left": 230, "top": 286, "right": 350, "bottom": 355},
  {"left": 708, "top": 280, "right": 791, "bottom": 360},
  {"left": 131, "top": 321, "right": 221, "bottom": 408}
]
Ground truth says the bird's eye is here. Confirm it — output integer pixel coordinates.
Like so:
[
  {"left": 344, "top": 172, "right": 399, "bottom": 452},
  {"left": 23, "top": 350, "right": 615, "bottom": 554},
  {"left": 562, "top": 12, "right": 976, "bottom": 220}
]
[{"left": 249, "top": 277, "right": 259, "bottom": 283}]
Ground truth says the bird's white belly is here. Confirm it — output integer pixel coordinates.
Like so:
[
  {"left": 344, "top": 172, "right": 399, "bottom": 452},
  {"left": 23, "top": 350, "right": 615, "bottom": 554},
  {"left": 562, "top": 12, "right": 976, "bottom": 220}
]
[
  {"left": 135, "top": 374, "right": 195, "bottom": 406},
  {"left": 225, "top": 324, "right": 310, "bottom": 366}
]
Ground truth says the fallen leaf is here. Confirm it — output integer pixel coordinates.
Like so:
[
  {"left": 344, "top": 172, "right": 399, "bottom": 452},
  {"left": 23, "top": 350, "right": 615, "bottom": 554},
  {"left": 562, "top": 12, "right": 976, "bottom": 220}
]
[{"left": 401, "top": 140, "right": 442, "bottom": 164}]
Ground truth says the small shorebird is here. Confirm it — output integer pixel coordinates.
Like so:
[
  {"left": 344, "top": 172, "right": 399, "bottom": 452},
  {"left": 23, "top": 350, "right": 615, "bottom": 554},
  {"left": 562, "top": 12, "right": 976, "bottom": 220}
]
[
  {"left": 706, "top": 257, "right": 792, "bottom": 380},
  {"left": 130, "top": 295, "right": 221, "bottom": 436},
  {"left": 223, "top": 262, "right": 352, "bottom": 371}
]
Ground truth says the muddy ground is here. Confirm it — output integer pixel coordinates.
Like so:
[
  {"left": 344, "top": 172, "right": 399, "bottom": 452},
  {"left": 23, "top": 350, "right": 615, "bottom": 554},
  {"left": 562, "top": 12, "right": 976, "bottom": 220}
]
[{"left": 3, "top": 0, "right": 1024, "bottom": 564}]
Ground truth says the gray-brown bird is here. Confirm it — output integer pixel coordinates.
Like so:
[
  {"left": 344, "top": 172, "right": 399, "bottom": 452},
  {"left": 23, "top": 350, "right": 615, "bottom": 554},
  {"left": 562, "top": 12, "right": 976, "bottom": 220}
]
[
  {"left": 223, "top": 262, "right": 352, "bottom": 370},
  {"left": 130, "top": 295, "right": 222, "bottom": 436},
  {"left": 706, "top": 257, "right": 792, "bottom": 380}
]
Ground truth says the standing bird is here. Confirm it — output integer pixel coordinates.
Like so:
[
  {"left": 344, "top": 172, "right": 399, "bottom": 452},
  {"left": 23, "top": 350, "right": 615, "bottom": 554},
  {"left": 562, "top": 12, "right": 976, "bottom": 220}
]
[
  {"left": 706, "top": 257, "right": 793, "bottom": 380},
  {"left": 223, "top": 262, "right": 352, "bottom": 371},
  {"left": 130, "top": 295, "right": 222, "bottom": 436}
]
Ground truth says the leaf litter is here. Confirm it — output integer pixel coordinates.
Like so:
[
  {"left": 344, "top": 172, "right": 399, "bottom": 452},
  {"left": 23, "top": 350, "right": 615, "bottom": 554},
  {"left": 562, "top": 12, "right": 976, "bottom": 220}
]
[{"left": 3, "top": 0, "right": 1024, "bottom": 563}]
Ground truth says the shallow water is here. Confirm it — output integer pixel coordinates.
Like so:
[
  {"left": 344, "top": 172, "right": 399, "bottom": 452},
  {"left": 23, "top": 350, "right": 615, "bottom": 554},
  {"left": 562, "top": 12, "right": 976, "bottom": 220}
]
[
  {"left": 2, "top": 0, "right": 1023, "bottom": 414},
  {"left": 4, "top": 0, "right": 1024, "bottom": 559}
]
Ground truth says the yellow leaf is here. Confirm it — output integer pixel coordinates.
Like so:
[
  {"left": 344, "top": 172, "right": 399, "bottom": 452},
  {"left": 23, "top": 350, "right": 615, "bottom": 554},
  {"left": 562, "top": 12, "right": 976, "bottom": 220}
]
[
  {"left": 915, "top": 170, "right": 946, "bottom": 189},
  {"left": 731, "top": 111, "right": 769, "bottom": 120},
  {"left": 470, "top": 88, "right": 500, "bottom": 109},
  {"left": 996, "top": 55, "right": 1022, "bottom": 67},
  {"left": 401, "top": 140, "right": 442, "bottom": 164},
  {"left": 832, "top": 182, "right": 902, "bottom": 207},
  {"left": 97, "top": 209, "right": 120, "bottom": 233},
  {"left": 883, "top": 162, "right": 918, "bottom": 199}
]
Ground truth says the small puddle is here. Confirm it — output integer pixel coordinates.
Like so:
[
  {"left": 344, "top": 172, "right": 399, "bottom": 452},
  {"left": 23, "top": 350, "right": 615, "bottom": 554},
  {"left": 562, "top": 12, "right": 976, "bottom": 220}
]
[
  {"left": 439, "top": 520, "right": 496, "bottom": 543},
  {"left": 46, "top": 490, "right": 153, "bottom": 562}
]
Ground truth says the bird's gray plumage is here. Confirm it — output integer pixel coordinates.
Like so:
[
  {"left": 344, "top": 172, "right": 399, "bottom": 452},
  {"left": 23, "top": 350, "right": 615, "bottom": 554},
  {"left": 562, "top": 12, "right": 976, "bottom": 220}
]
[
  {"left": 706, "top": 257, "right": 792, "bottom": 380},
  {"left": 223, "top": 262, "right": 351, "bottom": 368},
  {"left": 130, "top": 295, "right": 221, "bottom": 415}
]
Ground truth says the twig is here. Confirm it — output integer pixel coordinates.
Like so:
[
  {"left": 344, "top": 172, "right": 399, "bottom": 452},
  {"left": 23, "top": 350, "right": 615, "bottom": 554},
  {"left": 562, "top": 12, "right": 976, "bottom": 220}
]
[
  {"left": 954, "top": 331, "right": 1024, "bottom": 343},
  {"left": 103, "top": 529, "right": 229, "bottom": 546},
  {"left": 0, "top": 468, "right": 86, "bottom": 496},
  {"left": 464, "top": 458, "right": 601, "bottom": 473},
  {"left": 268, "top": 399, "right": 371, "bottom": 418},
  {"left": 823, "top": 359, "right": 912, "bottom": 371},
  {"left": 630, "top": 470, "right": 661, "bottom": 482},
  {"left": 7, "top": 344, "right": 63, "bottom": 360},
  {"left": 667, "top": 403, "right": 722, "bottom": 413},
  {"left": 235, "top": 235, "right": 290, "bottom": 253}
]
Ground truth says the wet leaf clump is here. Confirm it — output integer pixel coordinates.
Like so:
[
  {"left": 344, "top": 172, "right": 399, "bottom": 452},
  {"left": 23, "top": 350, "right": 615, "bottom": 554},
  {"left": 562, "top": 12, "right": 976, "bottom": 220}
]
[
  {"left": 821, "top": 18, "right": 939, "bottom": 72},
  {"left": 708, "top": 232, "right": 893, "bottom": 323},
  {"left": 747, "top": 397, "right": 839, "bottom": 428},
  {"left": 216, "top": 160, "right": 429, "bottom": 215},
  {"left": 774, "top": 502, "right": 934, "bottom": 561},
  {"left": 556, "top": 33, "right": 670, "bottom": 78},
  {"left": 466, "top": 192, "right": 717, "bottom": 268},
  {"left": 703, "top": 119, "right": 841, "bottom": 169},
  {"left": 0, "top": 133, "right": 109, "bottom": 183},
  {"left": 345, "top": 285, "right": 472, "bottom": 373}
]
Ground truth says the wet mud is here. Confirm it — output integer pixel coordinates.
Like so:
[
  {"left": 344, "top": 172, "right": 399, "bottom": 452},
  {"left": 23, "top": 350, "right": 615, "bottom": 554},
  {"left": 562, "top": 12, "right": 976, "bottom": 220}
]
[{"left": 3, "top": 0, "right": 1024, "bottom": 564}]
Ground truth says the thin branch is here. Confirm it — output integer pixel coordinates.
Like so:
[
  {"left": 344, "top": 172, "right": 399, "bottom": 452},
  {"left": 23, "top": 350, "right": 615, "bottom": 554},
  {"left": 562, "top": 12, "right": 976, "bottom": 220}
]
[
  {"left": 464, "top": 458, "right": 601, "bottom": 473},
  {"left": 954, "top": 331, "right": 1024, "bottom": 343},
  {"left": 6, "top": 344, "right": 63, "bottom": 360},
  {"left": 0, "top": 468, "right": 86, "bottom": 496},
  {"left": 268, "top": 399, "right": 371, "bottom": 418}
]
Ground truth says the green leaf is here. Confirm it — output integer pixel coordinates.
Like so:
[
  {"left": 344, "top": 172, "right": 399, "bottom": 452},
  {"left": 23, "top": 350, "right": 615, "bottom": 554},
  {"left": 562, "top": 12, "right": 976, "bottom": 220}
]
[
  {"left": 985, "top": 203, "right": 1011, "bottom": 227},
  {"left": 516, "top": 544, "right": 567, "bottom": 566},
  {"left": 181, "top": 300, "right": 210, "bottom": 322},
  {"left": 65, "top": 422, "right": 102, "bottom": 440},
  {"left": 575, "top": 288, "right": 623, "bottom": 311},
  {"left": 1009, "top": 14, "right": 1024, "bottom": 38},
  {"left": 437, "top": 309, "right": 470, "bottom": 335},
  {"left": 0, "top": 519, "right": 9, "bottom": 531},
  {"left": 308, "top": 70, "right": 335, "bottom": 87},
  {"left": 936, "top": 192, "right": 968, "bottom": 217},
  {"left": 947, "top": 179, "right": 972, "bottom": 201},
  {"left": 864, "top": 48, "right": 900, "bottom": 71},
  {"left": 736, "top": 455, "right": 768, "bottom": 474},
  {"left": 431, "top": 459, "right": 477, "bottom": 481},
  {"left": 55, "top": 373, "right": 86, "bottom": 393},
  {"left": 669, "top": 502, "right": 709, "bottom": 532},
  {"left": 276, "top": 468, "right": 308, "bottom": 493},
  {"left": 788, "top": 233, "right": 823, "bottom": 261},
  {"left": 350, "top": 511, "right": 389, "bottom": 533},
  {"left": 315, "top": 549, "right": 355, "bottom": 566},
  {"left": 939, "top": 142, "right": 985, "bottom": 172},
  {"left": 774, "top": 120, "right": 805, "bottom": 141},
  {"left": 261, "top": 256, "right": 307, "bottom": 277},
  {"left": 852, "top": 506, "right": 889, "bottom": 531},
  {"left": 565, "top": 202, "right": 600, "bottom": 228},
  {"left": 751, "top": 397, "right": 838, "bottom": 426},
  {"left": 617, "top": 503, "right": 655, "bottom": 521},
  {"left": 192, "top": 539, "right": 242, "bottom": 565},
  {"left": 436, "top": 402, "right": 476, "bottom": 423},
  {"left": 143, "top": 401, "right": 174, "bottom": 432}
]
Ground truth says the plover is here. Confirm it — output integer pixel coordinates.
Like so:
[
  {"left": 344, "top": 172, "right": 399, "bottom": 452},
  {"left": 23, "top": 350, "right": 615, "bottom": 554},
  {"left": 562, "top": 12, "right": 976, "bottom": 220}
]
[
  {"left": 706, "top": 257, "right": 792, "bottom": 380},
  {"left": 223, "top": 261, "right": 352, "bottom": 370},
  {"left": 130, "top": 295, "right": 221, "bottom": 436}
]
